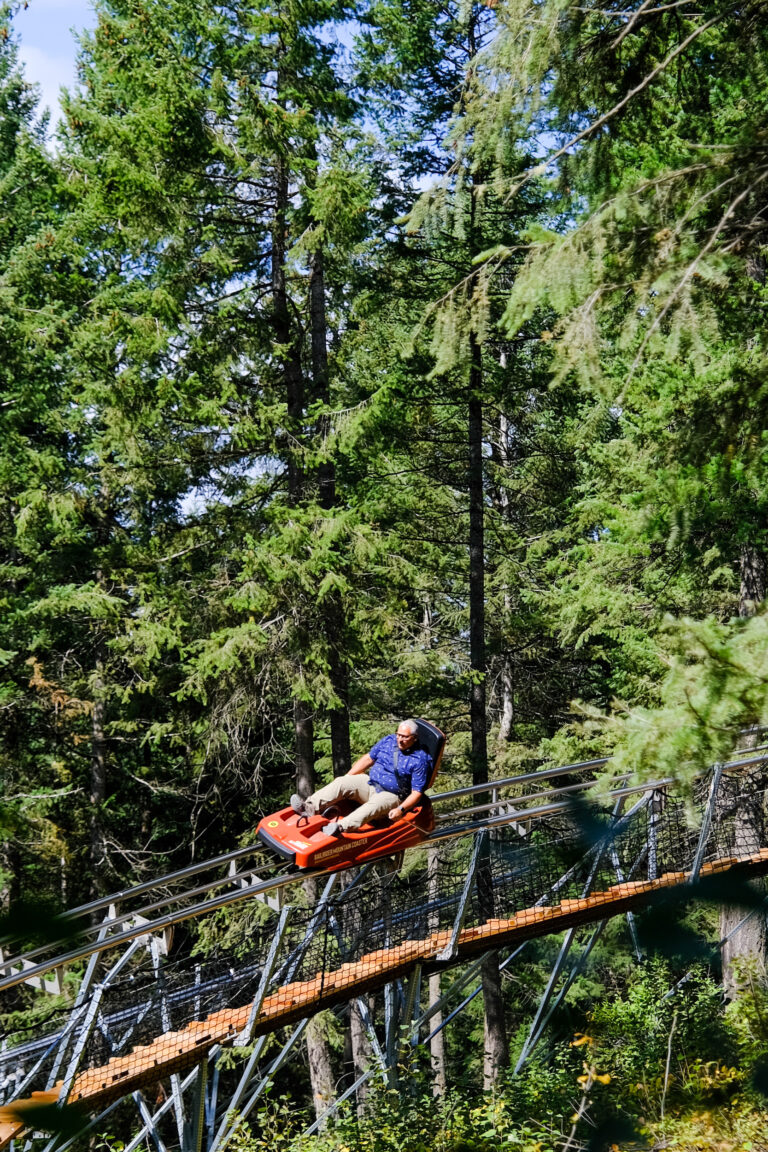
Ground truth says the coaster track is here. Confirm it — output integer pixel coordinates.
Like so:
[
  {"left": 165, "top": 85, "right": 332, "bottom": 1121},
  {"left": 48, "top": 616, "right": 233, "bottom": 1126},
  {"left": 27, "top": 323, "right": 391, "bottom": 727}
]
[{"left": 1, "top": 751, "right": 767, "bottom": 1151}]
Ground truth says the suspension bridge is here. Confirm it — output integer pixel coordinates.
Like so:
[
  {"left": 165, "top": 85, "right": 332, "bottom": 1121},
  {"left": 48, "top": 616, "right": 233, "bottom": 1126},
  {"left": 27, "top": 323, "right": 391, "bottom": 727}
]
[{"left": 1, "top": 751, "right": 767, "bottom": 1152}]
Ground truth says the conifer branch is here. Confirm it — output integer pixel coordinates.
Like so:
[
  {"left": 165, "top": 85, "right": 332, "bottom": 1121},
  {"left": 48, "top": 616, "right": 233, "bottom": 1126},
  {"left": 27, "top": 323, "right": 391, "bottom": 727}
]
[
  {"left": 512, "top": 12, "right": 722, "bottom": 197},
  {"left": 607, "top": 0, "right": 701, "bottom": 47},
  {"left": 608, "top": 0, "right": 658, "bottom": 47},
  {"left": 625, "top": 170, "right": 768, "bottom": 388}
]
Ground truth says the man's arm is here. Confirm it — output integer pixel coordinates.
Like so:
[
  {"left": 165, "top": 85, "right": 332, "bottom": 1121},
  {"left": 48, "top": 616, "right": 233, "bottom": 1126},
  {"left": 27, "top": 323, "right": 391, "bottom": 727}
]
[
  {"left": 350, "top": 753, "right": 374, "bottom": 775},
  {"left": 388, "top": 789, "right": 424, "bottom": 819}
]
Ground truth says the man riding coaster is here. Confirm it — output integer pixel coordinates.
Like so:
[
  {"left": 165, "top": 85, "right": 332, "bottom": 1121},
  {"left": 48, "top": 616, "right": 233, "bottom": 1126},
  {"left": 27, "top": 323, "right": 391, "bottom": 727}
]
[{"left": 291, "top": 719, "right": 434, "bottom": 837}]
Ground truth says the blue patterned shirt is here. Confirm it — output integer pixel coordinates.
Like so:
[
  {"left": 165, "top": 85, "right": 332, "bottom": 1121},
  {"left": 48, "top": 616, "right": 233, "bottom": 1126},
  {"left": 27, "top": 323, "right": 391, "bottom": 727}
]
[{"left": 368, "top": 734, "right": 432, "bottom": 797}]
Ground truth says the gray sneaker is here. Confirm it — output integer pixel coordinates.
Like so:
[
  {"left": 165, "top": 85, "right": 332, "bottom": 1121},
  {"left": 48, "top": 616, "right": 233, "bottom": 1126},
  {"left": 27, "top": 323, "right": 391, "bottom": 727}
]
[
  {"left": 324, "top": 820, "right": 345, "bottom": 836},
  {"left": 290, "top": 794, "right": 314, "bottom": 817}
]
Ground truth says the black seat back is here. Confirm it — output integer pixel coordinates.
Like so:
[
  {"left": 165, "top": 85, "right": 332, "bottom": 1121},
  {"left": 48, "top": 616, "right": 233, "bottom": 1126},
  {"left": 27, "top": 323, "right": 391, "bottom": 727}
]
[{"left": 413, "top": 719, "right": 446, "bottom": 789}]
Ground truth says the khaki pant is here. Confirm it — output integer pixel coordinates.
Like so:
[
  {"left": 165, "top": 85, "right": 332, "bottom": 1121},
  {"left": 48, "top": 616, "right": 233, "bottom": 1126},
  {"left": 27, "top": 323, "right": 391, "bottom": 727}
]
[{"left": 309, "top": 774, "right": 399, "bottom": 831}]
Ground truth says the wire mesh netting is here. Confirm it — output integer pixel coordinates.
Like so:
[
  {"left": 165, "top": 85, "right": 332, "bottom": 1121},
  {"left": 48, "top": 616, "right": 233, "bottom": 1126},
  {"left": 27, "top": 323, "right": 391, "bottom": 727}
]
[{"left": 1, "top": 765, "right": 767, "bottom": 1109}]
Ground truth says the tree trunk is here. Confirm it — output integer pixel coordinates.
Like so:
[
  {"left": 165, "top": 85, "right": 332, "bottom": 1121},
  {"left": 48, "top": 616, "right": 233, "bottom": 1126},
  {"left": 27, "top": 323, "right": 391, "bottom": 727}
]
[
  {"left": 468, "top": 341, "right": 509, "bottom": 1083},
  {"left": 272, "top": 154, "right": 304, "bottom": 502},
  {"left": 468, "top": 374, "right": 487, "bottom": 796},
  {"left": 494, "top": 411, "right": 514, "bottom": 745},
  {"left": 310, "top": 245, "right": 351, "bottom": 776},
  {"left": 427, "top": 847, "right": 446, "bottom": 1095},
  {"left": 497, "top": 645, "right": 515, "bottom": 745},
  {"left": 306, "top": 1015, "right": 336, "bottom": 1122},
  {"left": 294, "top": 698, "right": 315, "bottom": 799},
  {"left": 720, "top": 546, "right": 767, "bottom": 996},
  {"left": 90, "top": 657, "right": 107, "bottom": 902},
  {"left": 302, "top": 874, "right": 337, "bottom": 1119},
  {"left": 739, "top": 544, "right": 766, "bottom": 618},
  {"left": 273, "top": 152, "right": 337, "bottom": 1101},
  {"left": 350, "top": 997, "right": 373, "bottom": 1116}
]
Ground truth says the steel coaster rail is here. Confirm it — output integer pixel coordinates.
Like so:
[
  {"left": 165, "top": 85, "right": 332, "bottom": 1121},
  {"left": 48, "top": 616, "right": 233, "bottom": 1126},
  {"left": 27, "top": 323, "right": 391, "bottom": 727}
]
[
  {"left": 3, "top": 751, "right": 766, "bottom": 995},
  {"left": 56, "top": 844, "right": 267, "bottom": 926},
  {"left": 436, "top": 776, "right": 632, "bottom": 822},
  {"left": 0, "top": 862, "right": 288, "bottom": 982},
  {"left": 431, "top": 757, "right": 611, "bottom": 802},
  {"left": 427, "top": 776, "right": 674, "bottom": 846},
  {"left": 5, "top": 742, "right": 767, "bottom": 971},
  {"left": 6, "top": 746, "right": 765, "bottom": 977},
  {"left": 0, "top": 872, "right": 304, "bottom": 996},
  {"left": 0, "top": 768, "right": 607, "bottom": 981},
  {"left": 0, "top": 776, "right": 660, "bottom": 995},
  {"left": 430, "top": 748, "right": 768, "bottom": 806},
  {"left": 0, "top": 844, "right": 278, "bottom": 978}
]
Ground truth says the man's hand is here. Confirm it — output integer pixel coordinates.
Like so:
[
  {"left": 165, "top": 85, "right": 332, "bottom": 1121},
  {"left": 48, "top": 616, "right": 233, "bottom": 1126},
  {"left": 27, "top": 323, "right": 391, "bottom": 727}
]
[{"left": 389, "top": 790, "right": 423, "bottom": 820}]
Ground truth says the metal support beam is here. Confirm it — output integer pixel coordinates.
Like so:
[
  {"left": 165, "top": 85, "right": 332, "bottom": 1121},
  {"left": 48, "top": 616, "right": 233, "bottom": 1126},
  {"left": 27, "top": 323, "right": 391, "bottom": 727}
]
[
  {"left": 39, "top": 1095, "right": 125, "bottom": 1152},
  {"left": 383, "top": 980, "right": 399, "bottom": 1086},
  {"left": 45, "top": 917, "right": 130, "bottom": 1093},
  {"left": 133, "top": 1091, "right": 169, "bottom": 1152},
  {"left": 211, "top": 1020, "right": 310, "bottom": 1152},
  {"left": 436, "top": 831, "right": 485, "bottom": 961},
  {"left": 609, "top": 842, "right": 643, "bottom": 961},
  {"left": 182, "top": 1061, "right": 208, "bottom": 1152},
  {"left": 526, "top": 920, "right": 607, "bottom": 1053},
  {"left": 690, "top": 762, "right": 726, "bottom": 884},
  {"left": 515, "top": 795, "right": 630, "bottom": 1073},
  {"left": 209, "top": 1035, "right": 269, "bottom": 1152},
  {"left": 205, "top": 1054, "right": 221, "bottom": 1150},
  {"left": 424, "top": 941, "right": 530, "bottom": 1044},
  {"left": 648, "top": 789, "right": 662, "bottom": 880},
  {"left": 57, "top": 984, "right": 105, "bottom": 1103},
  {"left": 353, "top": 997, "right": 387, "bottom": 1073},
  {"left": 123, "top": 1064, "right": 208, "bottom": 1152},
  {"left": 403, "top": 965, "right": 422, "bottom": 1048},
  {"left": 151, "top": 936, "right": 186, "bottom": 1149},
  {"left": 235, "top": 905, "right": 292, "bottom": 1046},
  {"left": 275, "top": 873, "right": 337, "bottom": 986}
]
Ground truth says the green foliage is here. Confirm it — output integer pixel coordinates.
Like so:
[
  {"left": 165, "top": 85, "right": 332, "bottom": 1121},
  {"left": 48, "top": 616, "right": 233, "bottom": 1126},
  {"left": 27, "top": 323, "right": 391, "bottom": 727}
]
[
  {"left": 225, "top": 1075, "right": 561, "bottom": 1152},
  {"left": 7, "top": 0, "right": 768, "bottom": 1139},
  {"left": 590, "top": 960, "right": 734, "bottom": 1111}
]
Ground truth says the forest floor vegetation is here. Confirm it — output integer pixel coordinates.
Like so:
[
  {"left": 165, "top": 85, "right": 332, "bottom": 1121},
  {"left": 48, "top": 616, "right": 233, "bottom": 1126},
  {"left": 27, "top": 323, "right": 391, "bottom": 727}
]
[{"left": 200, "top": 959, "right": 768, "bottom": 1152}]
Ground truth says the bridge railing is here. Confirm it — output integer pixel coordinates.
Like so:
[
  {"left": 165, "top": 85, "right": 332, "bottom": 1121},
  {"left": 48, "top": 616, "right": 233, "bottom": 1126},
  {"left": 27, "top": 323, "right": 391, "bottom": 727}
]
[{"left": 3, "top": 757, "right": 768, "bottom": 1109}]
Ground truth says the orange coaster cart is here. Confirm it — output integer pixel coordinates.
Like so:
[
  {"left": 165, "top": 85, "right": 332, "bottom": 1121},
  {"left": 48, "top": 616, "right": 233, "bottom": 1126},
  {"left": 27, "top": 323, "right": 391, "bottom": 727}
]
[{"left": 257, "top": 719, "right": 446, "bottom": 871}]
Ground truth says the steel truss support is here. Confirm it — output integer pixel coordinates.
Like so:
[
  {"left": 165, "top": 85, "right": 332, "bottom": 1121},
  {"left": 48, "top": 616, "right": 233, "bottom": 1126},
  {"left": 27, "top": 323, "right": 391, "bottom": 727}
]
[
  {"left": 133, "top": 1090, "right": 169, "bottom": 1152},
  {"left": 235, "top": 906, "right": 292, "bottom": 1046},
  {"left": 39, "top": 919, "right": 130, "bottom": 1100},
  {"left": 182, "top": 1061, "right": 208, "bottom": 1152},
  {"left": 690, "top": 762, "right": 725, "bottom": 884},
  {"left": 304, "top": 967, "right": 426, "bottom": 1139},
  {"left": 383, "top": 980, "right": 398, "bottom": 1084},
  {"left": 210, "top": 1019, "right": 311, "bottom": 1152},
  {"left": 57, "top": 984, "right": 105, "bottom": 1104},
  {"left": 14, "top": 765, "right": 757, "bottom": 1152},
  {"left": 151, "top": 936, "right": 186, "bottom": 1149},
  {"left": 123, "top": 1065, "right": 206, "bottom": 1152},
  {"left": 437, "top": 831, "right": 486, "bottom": 961},
  {"left": 382, "top": 963, "right": 422, "bottom": 1089},
  {"left": 307, "top": 792, "right": 662, "bottom": 1134},
  {"left": 648, "top": 788, "right": 662, "bottom": 880},
  {"left": 514, "top": 794, "right": 639, "bottom": 1074},
  {"left": 38, "top": 1096, "right": 125, "bottom": 1152},
  {"left": 608, "top": 842, "right": 642, "bottom": 961},
  {"left": 205, "top": 1055, "right": 221, "bottom": 1150},
  {"left": 353, "top": 996, "right": 387, "bottom": 1073},
  {"left": 275, "top": 873, "right": 338, "bottom": 986}
]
